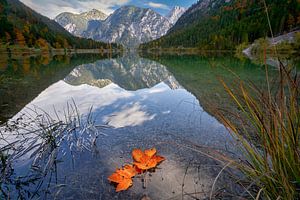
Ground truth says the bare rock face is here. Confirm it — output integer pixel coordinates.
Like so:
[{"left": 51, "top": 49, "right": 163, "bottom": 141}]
[
  {"left": 166, "top": 6, "right": 186, "bottom": 25},
  {"left": 83, "top": 6, "right": 172, "bottom": 47},
  {"left": 55, "top": 9, "right": 107, "bottom": 36},
  {"left": 55, "top": 6, "right": 186, "bottom": 47}
]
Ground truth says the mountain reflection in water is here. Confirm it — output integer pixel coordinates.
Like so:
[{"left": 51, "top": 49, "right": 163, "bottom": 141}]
[{"left": 0, "top": 54, "right": 238, "bottom": 200}]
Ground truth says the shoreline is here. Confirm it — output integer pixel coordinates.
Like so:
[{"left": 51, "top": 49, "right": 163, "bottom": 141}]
[
  {"left": 0, "top": 45, "right": 122, "bottom": 56},
  {"left": 139, "top": 48, "right": 234, "bottom": 55}
]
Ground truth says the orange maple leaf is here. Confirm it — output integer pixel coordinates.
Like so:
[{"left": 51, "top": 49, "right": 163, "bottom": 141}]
[
  {"left": 108, "top": 148, "right": 166, "bottom": 192},
  {"left": 132, "top": 148, "right": 165, "bottom": 171},
  {"left": 108, "top": 165, "right": 137, "bottom": 192}
]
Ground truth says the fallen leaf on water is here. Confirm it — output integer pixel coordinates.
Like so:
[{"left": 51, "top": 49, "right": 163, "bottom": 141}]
[
  {"left": 144, "top": 148, "right": 157, "bottom": 157},
  {"left": 108, "top": 148, "right": 165, "bottom": 192},
  {"left": 132, "top": 148, "right": 165, "bottom": 171},
  {"left": 132, "top": 149, "right": 144, "bottom": 163},
  {"left": 117, "top": 165, "right": 137, "bottom": 178},
  {"left": 108, "top": 165, "right": 136, "bottom": 192},
  {"left": 116, "top": 178, "right": 132, "bottom": 192}
]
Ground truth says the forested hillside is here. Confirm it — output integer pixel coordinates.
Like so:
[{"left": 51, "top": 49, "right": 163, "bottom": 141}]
[
  {"left": 140, "top": 0, "right": 300, "bottom": 50},
  {"left": 0, "top": 0, "right": 120, "bottom": 49}
]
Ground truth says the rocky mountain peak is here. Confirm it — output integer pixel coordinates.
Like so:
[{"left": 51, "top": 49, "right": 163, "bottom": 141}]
[
  {"left": 166, "top": 6, "right": 186, "bottom": 25},
  {"left": 55, "top": 9, "right": 107, "bottom": 36},
  {"left": 79, "top": 9, "right": 107, "bottom": 21},
  {"left": 83, "top": 6, "right": 172, "bottom": 47},
  {"left": 56, "top": 5, "right": 186, "bottom": 47}
]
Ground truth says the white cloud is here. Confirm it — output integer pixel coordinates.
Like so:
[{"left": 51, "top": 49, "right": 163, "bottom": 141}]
[
  {"left": 146, "top": 2, "right": 170, "bottom": 10},
  {"left": 20, "top": 0, "right": 130, "bottom": 19}
]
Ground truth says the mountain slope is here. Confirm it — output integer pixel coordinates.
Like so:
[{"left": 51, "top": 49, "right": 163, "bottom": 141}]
[
  {"left": 0, "top": 0, "right": 118, "bottom": 49},
  {"left": 140, "top": 0, "right": 300, "bottom": 50},
  {"left": 55, "top": 6, "right": 185, "bottom": 47},
  {"left": 166, "top": 6, "right": 186, "bottom": 25},
  {"left": 83, "top": 6, "right": 172, "bottom": 47},
  {"left": 55, "top": 9, "right": 107, "bottom": 37}
]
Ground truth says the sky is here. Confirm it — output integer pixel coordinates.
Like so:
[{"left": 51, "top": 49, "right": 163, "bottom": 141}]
[{"left": 20, "top": 0, "right": 197, "bottom": 19}]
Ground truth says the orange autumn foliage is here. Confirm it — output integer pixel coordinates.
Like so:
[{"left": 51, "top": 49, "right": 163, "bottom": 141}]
[
  {"left": 108, "top": 165, "right": 137, "bottom": 192},
  {"left": 132, "top": 148, "right": 165, "bottom": 171},
  {"left": 108, "top": 148, "right": 165, "bottom": 192}
]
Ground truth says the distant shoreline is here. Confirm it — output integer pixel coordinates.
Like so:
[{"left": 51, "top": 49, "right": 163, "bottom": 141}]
[
  {"left": 0, "top": 45, "right": 122, "bottom": 56},
  {"left": 139, "top": 48, "right": 234, "bottom": 55}
]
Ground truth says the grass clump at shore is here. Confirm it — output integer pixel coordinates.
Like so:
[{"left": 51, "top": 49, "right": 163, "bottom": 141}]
[
  {"left": 218, "top": 61, "right": 300, "bottom": 199},
  {"left": 0, "top": 101, "right": 108, "bottom": 199}
]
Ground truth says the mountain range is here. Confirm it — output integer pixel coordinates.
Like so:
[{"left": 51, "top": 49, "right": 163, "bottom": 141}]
[
  {"left": 55, "top": 6, "right": 186, "bottom": 47},
  {"left": 3, "top": 0, "right": 297, "bottom": 51}
]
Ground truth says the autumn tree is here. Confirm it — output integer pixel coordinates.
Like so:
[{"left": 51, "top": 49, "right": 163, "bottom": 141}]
[
  {"left": 36, "top": 38, "right": 49, "bottom": 51},
  {"left": 15, "top": 29, "right": 26, "bottom": 46},
  {"left": 23, "top": 24, "right": 30, "bottom": 35}
]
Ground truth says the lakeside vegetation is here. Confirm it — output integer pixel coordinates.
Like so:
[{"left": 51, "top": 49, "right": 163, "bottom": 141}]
[
  {"left": 247, "top": 32, "right": 300, "bottom": 55},
  {"left": 219, "top": 60, "right": 299, "bottom": 199},
  {"left": 0, "top": 101, "right": 105, "bottom": 199},
  {"left": 142, "top": 50, "right": 300, "bottom": 199}
]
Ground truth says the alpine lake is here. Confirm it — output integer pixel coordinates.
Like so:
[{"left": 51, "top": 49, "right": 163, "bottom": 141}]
[{"left": 0, "top": 51, "right": 299, "bottom": 199}]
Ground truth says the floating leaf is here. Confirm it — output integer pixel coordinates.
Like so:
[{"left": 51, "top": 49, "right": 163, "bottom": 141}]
[
  {"left": 116, "top": 178, "right": 132, "bottom": 192},
  {"left": 117, "top": 165, "right": 137, "bottom": 178},
  {"left": 134, "top": 165, "right": 143, "bottom": 174},
  {"left": 153, "top": 155, "right": 165, "bottom": 163},
  {"left": 132, "top": 149, "right": 144, "bottom": 162},
  {"left": 132, "top": 148, "right": 165, "bottom": 171},
  {"left": 144, "top": 148, "right": 156, "bottom": 157},
  {"left": 108, "top": 173, "right": 123, "bottom": 183},
  {"left": 108, "top": 148, "right": 165, "bottom": 192},
  {"left": 108, "top": 164, "right": 137, "bottom": 192}
]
